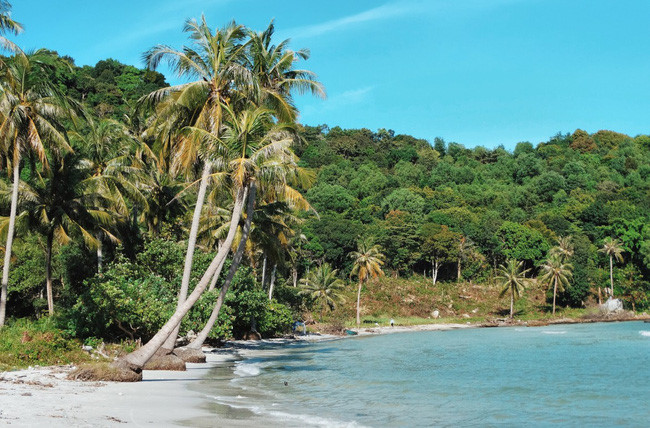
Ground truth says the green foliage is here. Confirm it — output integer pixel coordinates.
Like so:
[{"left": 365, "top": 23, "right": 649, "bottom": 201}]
[{"left": 0, "top": 318, "right": 90, "bottom": 370}]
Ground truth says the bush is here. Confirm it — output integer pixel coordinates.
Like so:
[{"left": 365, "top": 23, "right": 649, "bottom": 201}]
[{"left": 0, "top": 318, "right": 90, "bottom": 370}]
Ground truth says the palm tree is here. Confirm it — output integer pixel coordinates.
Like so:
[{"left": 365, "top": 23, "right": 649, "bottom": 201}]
[
  {"left": 496, "top": 260, "right": 530, "bottom": 318},
  {"left": 299, "top": 263, "right": 345, "bottom": 321},
  {"left": 0, "top": 51, "right": 75, "bottom": 326},
  {"left": 598, "top": 237, "right": 623, "bottom": 299},
  {"left": 74, "top": 118, "right": 145, "bottom": 271},
  {"left": 350, "top": 239, "right": 385, "bottom": 326},
  {"left": 549, "top": 236, "right": 574, "bottom": 263},
  {"left": 539, "top": 255, "right": 573, "bottom": 315},
  {"left": 0, "top": 151, "right": 115, "bottom": 315},
  {"left": 142, "top": 17, "right": 250, "bottom": 352}
]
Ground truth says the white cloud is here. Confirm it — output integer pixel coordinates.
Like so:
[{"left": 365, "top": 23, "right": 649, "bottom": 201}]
[
  {"left": 283, "top": 1, "right": 426, "bottom": 40},
  {"left": 301, "top": 86, "right": 375, "bottom": 118}
]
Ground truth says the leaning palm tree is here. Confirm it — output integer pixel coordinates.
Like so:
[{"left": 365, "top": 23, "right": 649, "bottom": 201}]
[
  {"left": 0, "top": 51, "right": 75, "bottom": 326},
  {"left": 142, "top": 17, "right": 250, "bottom": 353},
  {"left": 539, "top": 255, "right": 573, "bottom": 315},
  {"left": 350, "top": 239, "right": 385, "bottom": 326},
  {"left": 496, "top": 260, "right": 530, "bottom": 318},
  {"left": 299, "top": 263, "right": 345, "bottom": 321},
  {"left": 598, "top": 237, "right": 623, "bottom": 298}
]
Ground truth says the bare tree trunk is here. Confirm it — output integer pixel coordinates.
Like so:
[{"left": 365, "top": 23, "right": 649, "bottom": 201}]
[
  {"left": 0, "top": 162, "right": 20, "bottom": 326},
  {"left": 609, "top": 255, "right": 614, "bottom": 298},
  {"left": 292, "top": 266, "right": 298, "bottom": 288},
  {"left": 552, "top": 277, "right": 558, "bottom": 315},
  {"left": 356, "top": 280, "right": 363, "bottom": 326},
  {"left": 188, "top": 182, "right": 256, "bottom": 350},
  {"left": 118, "top": 187, "right": 247, "bottom": 371},
  {"left": 268, "top": 264, "right": 277, "bottom": 301},
  {"left": 457, "top": 258, "right": 461, "bottom": 282},
  {"left": 45, "top": 231, "right": 54, "bottom": 316},
  {"left": 161, "top": 162, "right": 211, "bottom": 352},
  {"left": 510, "top": 287, "right": 514, "bottom": 318},
  {"left": 432, "top": 260, "right": 439, "bottom": 286},
  {"left": 598, "top": 287, "right": 602, "bottom": 305},
  {"left": 96, "top": 232, "right": 103, "bottom": 274},
  {"left": 261, "top": 253, "right": 267, "bottom": 288}
]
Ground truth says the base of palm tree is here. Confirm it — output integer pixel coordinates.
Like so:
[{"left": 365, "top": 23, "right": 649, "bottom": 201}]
[
  {"left": 67, "top": 362, "right": 142, "bottom": 382},
  {"left": 173, "top": 347, "right": 207, "bottom": 363},
  {"left": 143, "top": 349, "right": 187, "bottom": 371}
]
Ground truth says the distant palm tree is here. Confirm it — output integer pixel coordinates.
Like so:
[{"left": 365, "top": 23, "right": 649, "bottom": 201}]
[
  {"left": 598, "top": 237, "right": 623, "bottom": 298},
  {"left": 496, "top": 260, "right": 530, "bottom": 318},
  {"left": 539, "top": 256, "right": 573, "bottom": 315},
  {"left": 350, "top": 239, "right": 385, "bottom": 326},
  {"left": 549, "top": 236, "right": 574, "bottom": 262},
  {"left": 299, "top": 263, "right": 345, "bottom": 321}
]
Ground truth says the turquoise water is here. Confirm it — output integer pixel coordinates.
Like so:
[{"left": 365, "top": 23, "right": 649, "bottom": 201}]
[{"left": 196, "top": 322, "right": 650, "bottom": 427}]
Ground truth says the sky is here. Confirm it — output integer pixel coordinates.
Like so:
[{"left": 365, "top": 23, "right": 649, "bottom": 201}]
[{"left": 11, "top": 0, "right": 650, "bottom": 150}]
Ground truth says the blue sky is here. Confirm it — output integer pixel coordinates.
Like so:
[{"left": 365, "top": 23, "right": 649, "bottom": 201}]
[{"left": 11, "top": 0, "right": 650, "bottom": 149}]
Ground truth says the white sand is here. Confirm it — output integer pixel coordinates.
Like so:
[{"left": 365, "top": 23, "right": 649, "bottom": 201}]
[{"left": 0, "top": 352, "right": 234, "bottom": 427}]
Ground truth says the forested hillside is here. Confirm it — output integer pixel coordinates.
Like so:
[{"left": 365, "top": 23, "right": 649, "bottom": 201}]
[{"left": 1, "top": 48, "right": 649, "bottom": 348}]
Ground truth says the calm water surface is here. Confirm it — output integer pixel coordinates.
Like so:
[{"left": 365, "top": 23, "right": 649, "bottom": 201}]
[{"left": 192, "top": 322, "right": 650, "bottom": 427}]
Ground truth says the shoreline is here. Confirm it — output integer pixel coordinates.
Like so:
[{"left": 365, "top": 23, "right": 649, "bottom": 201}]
[{"left": 1, "top": 317, "right": 648, "bottom": 426}]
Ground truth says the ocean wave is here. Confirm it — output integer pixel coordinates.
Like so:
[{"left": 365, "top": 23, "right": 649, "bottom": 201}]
[
  {"left": 640, "top": 331, "right": 650, "bottom": 337},
  {"left": 541, "top": 331, "right": 567, "bottom": 335},
  {"left": 233, "top": 361, "right": 266, "bottom": 377}
]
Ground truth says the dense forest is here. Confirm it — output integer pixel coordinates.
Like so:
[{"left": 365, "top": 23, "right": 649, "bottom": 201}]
[{"left": 0, "top": 7, "right": 648, "bottom": 365}]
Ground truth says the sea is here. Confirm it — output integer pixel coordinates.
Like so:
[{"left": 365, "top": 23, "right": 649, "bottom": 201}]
[{"left": 188, "top": 321, "right": 650, "bottom": 427}]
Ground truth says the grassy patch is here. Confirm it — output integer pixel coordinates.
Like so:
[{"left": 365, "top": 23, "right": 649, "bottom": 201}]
[{"left": 0, "top": 318, "right": 91, "bottom": 371}]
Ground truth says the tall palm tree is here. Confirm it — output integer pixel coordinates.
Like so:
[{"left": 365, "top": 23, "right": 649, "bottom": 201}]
[
  {"left": 299, "top": 263, "right": 345, "bottom": 321},
  {"left": 142, "top": 17, "right": 250, "bottom": 352},
  {"left": 539, "top": 255, "right": 573, "bottom": 315},
  {"left": 0, "top": 151, "right": 114, "bottom": 315},
  {"left": 496, "top": 260, "right": 530, "bottom": 318},
  {"left": 598, "top": 237, "right": 623, "bottom": 299},
  {"left": 74, "top": 118, "right": 145, "bottom": 271},
  {"left": 0, "top": 1, "right": 22, "bottom": 54},
  {"left": 350, "top": 238, "right": 385, "bottom": 326},
  {"left": 0, "top": 51, "right": 74, "bottom": 326}
]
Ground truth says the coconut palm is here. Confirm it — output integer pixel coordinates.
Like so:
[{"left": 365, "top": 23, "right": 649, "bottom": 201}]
[
  {"left": 299, "top": 263, "right": 345, "bottom": 321},
  {"left": 142, "top": 17, "right": 251, "bottom": 353},
  {"left": 246, "top": 20, "right": 325, "bottom": 122},
  {"left": 539, "top": 255, "right": 573, "bottom": 315},
  {"left": 350, "top": 239, "right": 385, "bottom": 326},
  {"left": 598, "top": 237, "right": 624, "bottom": 298},
  {"left": 0, "top": 151, "right": 115, "bottom": 315},
  {"left": 549, "top": 235, "right": 574, "bottom": 263},
  {"left": 496, "top": 260, "right": 530, "bottom": 318},
  {"left": 0, "top": 51, "right": 75, "bottom": 326}
]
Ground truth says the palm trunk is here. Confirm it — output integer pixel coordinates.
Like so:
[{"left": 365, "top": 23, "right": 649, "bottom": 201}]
[
  {"left": 118, "top": 186, "right": 247, "bottom": 371},
  {"left": 510, "top": 287, "right": 514, "bottom": 318},
  {"left": 0, "top": 162, "right": 19, "bottom": 326},
  {"left": 356, "top": 280, "right": 363, "bottom": 326},
  {"left": 207, "top": 257, "right": 226, "bottom": 291},
  {"left": 261, "top": 253, "right": 267, "bottom": 287},
  {"left": 609, "top": 255, "right": 614, "bottom": 298},
  {"left": 188, "top": 182, "right": 256, "bottom": 350},
  {"left": 457, "top": 258, "right": 461, "bottom": 282},
  {"left": 45, "top": 231, "right": 54, "bottom": 316},
  {"left": 292, "top": 266, "right": 298, "bottom": 288},
  {"left": 552, "top": 276, "right": 558, "bottom": 315},
  {"left": 162, "top": 162, "right": 212, "bottom": 352},
  {"left": 268, "top": 264, "right": 277, "bottom": 301},
  {"left": 96, "top": 232, "right": 103, "bottom": 274}
]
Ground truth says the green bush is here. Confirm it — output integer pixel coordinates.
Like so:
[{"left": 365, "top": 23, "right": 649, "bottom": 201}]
[{"left": 0, "top": 318, "right": 90, "bottom": 370}]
